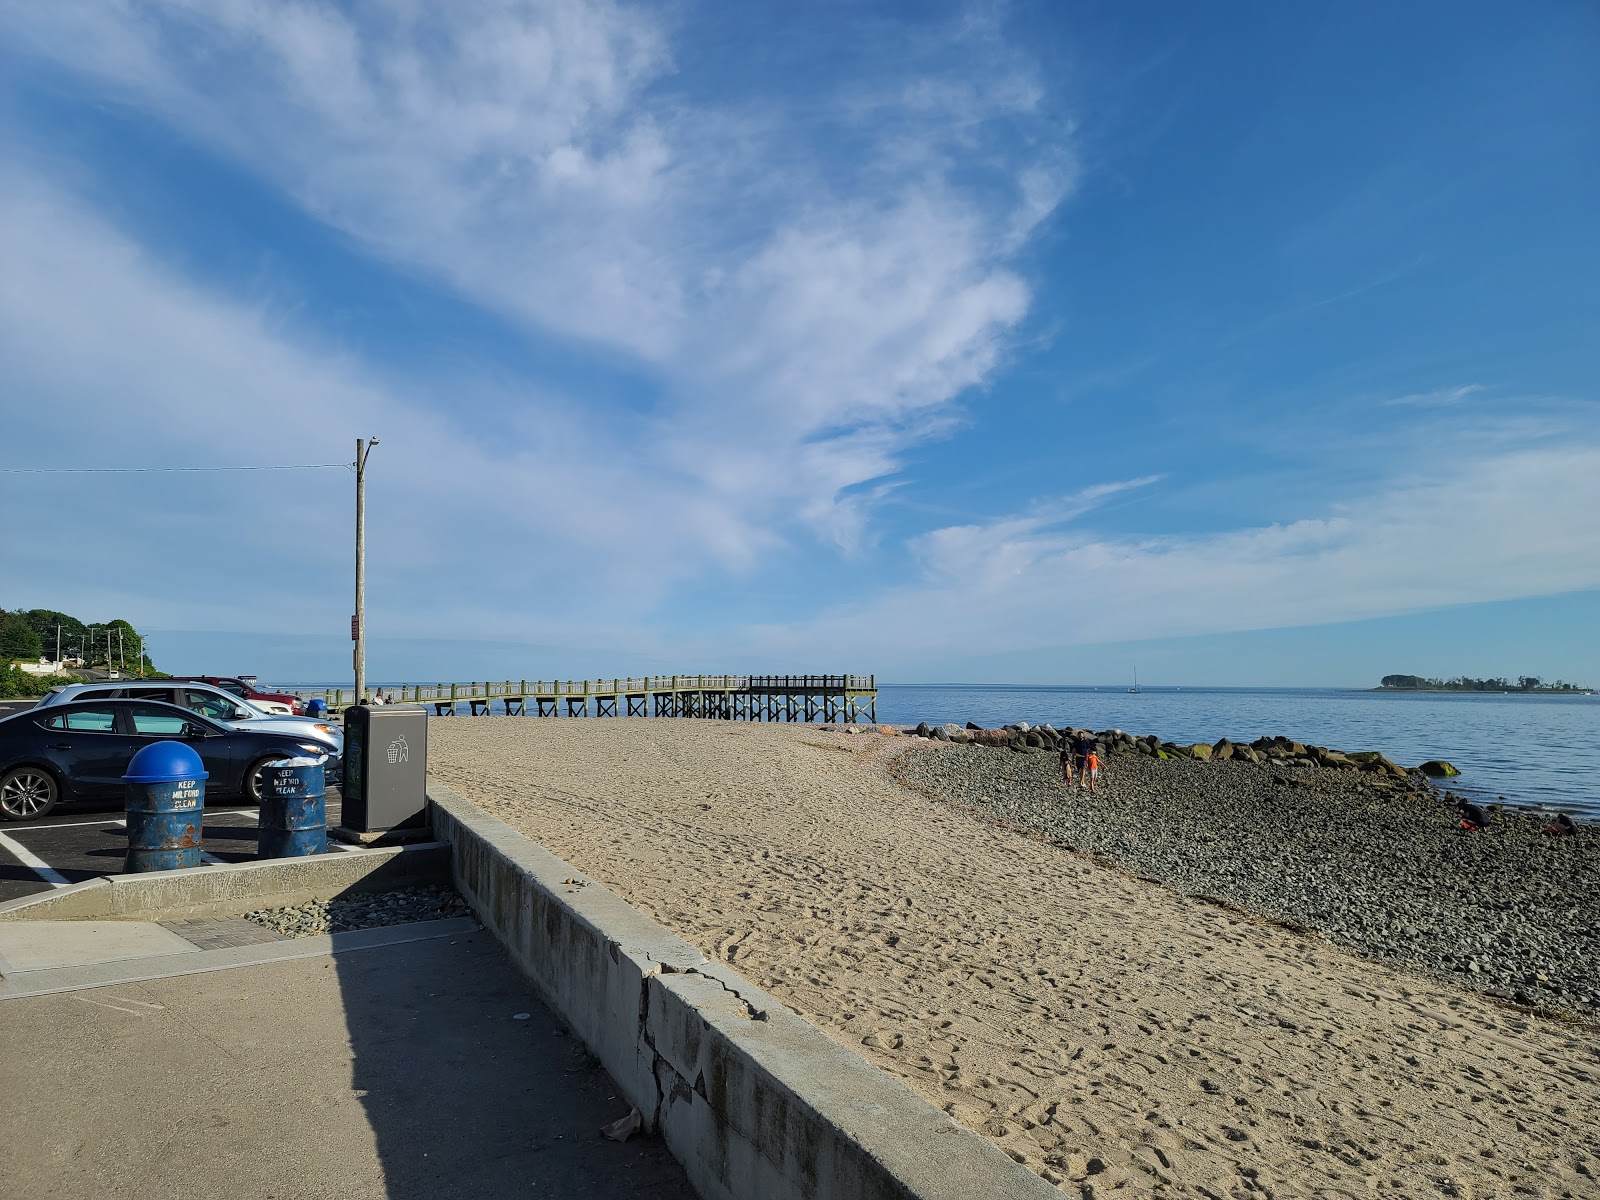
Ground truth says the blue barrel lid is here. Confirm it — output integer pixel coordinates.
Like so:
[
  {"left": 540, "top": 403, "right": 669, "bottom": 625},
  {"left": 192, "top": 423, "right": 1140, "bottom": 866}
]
[{"left": 123, "top": 740, "right": 210, "bottom": 783}]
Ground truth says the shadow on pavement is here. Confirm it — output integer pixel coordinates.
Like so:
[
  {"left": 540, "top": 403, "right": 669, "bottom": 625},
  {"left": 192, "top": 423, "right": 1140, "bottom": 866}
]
[{"left": 332, "top": 889, "right": 694, "bottom": 1199}]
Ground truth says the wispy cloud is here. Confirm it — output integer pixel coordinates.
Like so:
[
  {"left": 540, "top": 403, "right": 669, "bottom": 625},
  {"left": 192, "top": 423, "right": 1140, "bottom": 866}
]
[
  {"left": 726, "top": 444, "right": 1600, "bottom": 670},
  {"left": 1382, "top": 384, "right": 1487, "bottom": 407},
  {"left": 0, "top": 172, "right": 762, "bottom": 637},
  {"left": 6, "top": 0, "right": 1074, "bottom": 555}
]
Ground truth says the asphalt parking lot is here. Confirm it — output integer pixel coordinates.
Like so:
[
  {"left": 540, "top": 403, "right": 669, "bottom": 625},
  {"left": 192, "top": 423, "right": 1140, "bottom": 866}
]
[{"left": 0, "top": 786, "right": 345, "bottom": 903}]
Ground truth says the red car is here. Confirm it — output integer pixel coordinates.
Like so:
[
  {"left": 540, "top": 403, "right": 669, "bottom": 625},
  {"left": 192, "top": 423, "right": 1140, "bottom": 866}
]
[{"left": 171, "top": 676, "right": 304, "bottom": 715}]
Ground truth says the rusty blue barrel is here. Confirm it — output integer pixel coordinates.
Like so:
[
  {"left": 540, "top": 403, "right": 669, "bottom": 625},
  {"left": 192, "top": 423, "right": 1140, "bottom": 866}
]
[
  {"left": 257, "top": 755, "right": 328, "bottom": 858},
  {"left": 123, "top": 742, "right": 208, "bottom": 873}
]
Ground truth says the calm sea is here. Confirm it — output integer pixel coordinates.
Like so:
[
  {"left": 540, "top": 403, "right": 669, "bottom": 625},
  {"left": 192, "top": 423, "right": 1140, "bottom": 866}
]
[
  {"left": 286, "top": 679, "right": 1598, "bottom": 819},
  {"left": 877, "top": 685, "right": 1599, "bottom": 819}
]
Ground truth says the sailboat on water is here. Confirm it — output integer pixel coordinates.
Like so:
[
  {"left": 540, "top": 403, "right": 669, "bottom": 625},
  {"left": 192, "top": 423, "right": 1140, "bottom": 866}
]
[{"left": 1128, "top": 667, "right": 1141, "bottom": 694}]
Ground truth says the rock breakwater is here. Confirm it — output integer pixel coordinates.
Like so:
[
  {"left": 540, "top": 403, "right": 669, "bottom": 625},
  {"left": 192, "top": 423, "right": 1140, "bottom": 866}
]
[{"left": 892, "top": 729, "right": 1600, "bottom": 1019}]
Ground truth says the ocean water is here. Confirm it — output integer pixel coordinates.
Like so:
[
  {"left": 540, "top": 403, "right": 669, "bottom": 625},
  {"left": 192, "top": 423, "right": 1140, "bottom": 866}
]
[{"left": 876, "top": 685, "right": 1600, "bottom": 819}]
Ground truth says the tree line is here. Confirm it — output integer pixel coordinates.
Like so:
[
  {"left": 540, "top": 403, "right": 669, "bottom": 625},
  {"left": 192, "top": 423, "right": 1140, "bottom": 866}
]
[
  {"left": 0, "top": 607, "right": 156, "bottom": 673},
  {"left": 1379, "top": 674, "right": 1588, "bottom": 692}
]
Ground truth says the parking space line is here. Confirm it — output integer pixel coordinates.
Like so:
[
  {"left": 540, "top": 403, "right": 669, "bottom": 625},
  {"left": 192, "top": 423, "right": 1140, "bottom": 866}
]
[
  {"left": 7, "top": 816, "right": 126, "bottom": 833},
  {"left": 0, "top": 831, "right": 73, "bottom": 888},
  {"left": 12, "top": 810, "right": 259, "bottom": 832}
]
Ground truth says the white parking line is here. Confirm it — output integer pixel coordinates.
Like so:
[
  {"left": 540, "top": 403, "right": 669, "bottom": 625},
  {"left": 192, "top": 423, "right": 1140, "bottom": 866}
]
[
  {"left": 6, "top": 816, "right": 124, "bottom": 832},
  {"left": 12, "top": 809, "right": 259, "bottom": 832},
  {"left": 0, "top": 830, "right": 73, "bottom": 888}
]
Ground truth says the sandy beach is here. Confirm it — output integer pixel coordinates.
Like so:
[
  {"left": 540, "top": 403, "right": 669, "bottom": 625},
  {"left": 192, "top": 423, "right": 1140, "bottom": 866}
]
[{"left": 431, "top": 719, "right": 1599, "bottom": 1198}]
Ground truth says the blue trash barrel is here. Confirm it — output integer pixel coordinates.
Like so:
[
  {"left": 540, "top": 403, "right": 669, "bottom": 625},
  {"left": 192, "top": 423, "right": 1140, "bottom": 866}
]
[
  {"left": 305, "top": 698, "right": 328, "bottom": 718},
  {"left": 257, "top": 755, "right": 328, "bottom": 858},
  {"left": 123, "top": 742, "right": 208, "bottom": 873}
]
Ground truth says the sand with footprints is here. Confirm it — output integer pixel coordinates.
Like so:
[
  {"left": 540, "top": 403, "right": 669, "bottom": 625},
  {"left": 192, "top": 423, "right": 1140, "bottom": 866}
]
[{"left": 431, "top": 718, "right": 1599, "bottom": 1198}]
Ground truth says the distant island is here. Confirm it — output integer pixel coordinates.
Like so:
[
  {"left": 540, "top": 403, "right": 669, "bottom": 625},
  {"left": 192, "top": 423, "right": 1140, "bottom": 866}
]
[{"left": 1376, "top": 674, "right": 1592, "bottom": 694}]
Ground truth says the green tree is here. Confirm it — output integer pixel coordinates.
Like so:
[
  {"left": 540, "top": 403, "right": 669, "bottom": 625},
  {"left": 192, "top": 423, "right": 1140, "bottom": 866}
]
[
  {"left": 21, "top": 609, "right": 86, "bottom": 657},
  {"left": 1, "top": 613, "right": 44, "bottom": 660}
]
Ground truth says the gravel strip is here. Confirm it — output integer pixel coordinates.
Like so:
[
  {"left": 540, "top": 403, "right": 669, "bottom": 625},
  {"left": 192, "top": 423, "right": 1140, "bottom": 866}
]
[
  {"left": 892, "top": 742, "right": 1600, "bottom": 1017},
  {"left": 244, "top": 883, "right": 469, "bottom": 938}
]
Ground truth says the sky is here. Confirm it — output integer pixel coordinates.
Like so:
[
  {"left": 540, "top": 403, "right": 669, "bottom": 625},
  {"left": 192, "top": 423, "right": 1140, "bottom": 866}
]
[{"left": 2, "top": 0, "right": 1597, "bottom": 687}]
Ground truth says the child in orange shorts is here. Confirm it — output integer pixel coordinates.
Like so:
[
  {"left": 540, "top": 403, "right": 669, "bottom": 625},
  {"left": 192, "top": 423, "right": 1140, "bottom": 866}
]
[{"left": 1083, "top": 750, "right": 1101, "bottom": 793}]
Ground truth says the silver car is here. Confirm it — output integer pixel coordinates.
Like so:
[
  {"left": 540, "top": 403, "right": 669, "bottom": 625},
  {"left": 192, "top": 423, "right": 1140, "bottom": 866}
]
[{"left": 37, "top": 681, "right": 343, "bottom": 761}]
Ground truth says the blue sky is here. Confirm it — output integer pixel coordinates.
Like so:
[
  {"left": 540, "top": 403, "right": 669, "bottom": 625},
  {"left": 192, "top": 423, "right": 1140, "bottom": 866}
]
[{"left": 2, "top": 0, "right": 1597, "bottom": 687}]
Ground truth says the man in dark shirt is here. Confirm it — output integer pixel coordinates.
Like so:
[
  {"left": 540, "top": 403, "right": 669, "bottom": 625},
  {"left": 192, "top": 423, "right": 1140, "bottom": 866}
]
[{"left": 1074, "top": 733, "right": 1095, "bottom": 788}]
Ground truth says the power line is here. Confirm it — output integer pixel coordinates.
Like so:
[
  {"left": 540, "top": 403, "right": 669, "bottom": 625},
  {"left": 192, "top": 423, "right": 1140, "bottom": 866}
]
[{"left": 0, "top": 463, "right": 352, "bottom": 475}]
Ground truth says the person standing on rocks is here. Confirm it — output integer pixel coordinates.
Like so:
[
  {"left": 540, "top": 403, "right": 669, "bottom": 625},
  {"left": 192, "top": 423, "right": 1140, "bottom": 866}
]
[
  {"left": 1073, "top": 732, "right": 1095, "bottom": 785},
  {"left": 1081, "top": 742, "right": 1107, "bottom": 800},
  {"left": 1058, "top": 739, "right": 1075, "bottom": 787},
  {"left": 1083, "top": 745, "right": 1102, "bottom": 794}
]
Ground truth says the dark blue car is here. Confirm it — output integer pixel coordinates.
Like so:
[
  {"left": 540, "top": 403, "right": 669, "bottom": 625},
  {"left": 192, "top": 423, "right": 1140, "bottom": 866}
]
[{"left": 0, "top": 699, "right": 337, "bottom": 821}]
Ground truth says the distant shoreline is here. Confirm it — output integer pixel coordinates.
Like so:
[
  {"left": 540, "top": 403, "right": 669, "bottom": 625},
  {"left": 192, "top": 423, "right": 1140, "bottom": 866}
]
[{"left": 1369, "top": 686, "right": 1595, "bottom": 695}]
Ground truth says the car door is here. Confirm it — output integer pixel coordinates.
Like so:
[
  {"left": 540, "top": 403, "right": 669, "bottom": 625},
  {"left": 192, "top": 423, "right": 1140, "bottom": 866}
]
[
  {"left": 123, "top": 705, "right": 237, "bottom": 787},
  {"left": 35, "top": 706, "right": 135, "bottom": 797}
]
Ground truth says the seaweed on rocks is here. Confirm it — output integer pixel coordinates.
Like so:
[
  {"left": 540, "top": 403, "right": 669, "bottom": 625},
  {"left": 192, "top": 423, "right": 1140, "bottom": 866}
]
[{"left": 890, "top": 743, "right": 1600, "bottom": 1019}]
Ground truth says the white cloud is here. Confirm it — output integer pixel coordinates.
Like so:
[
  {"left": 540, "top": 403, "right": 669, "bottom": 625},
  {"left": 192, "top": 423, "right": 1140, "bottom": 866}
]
[
  {"left": 727, "top": 446, "right": 1600, "bottom": 669},
  {"left": 1383, "top": 384, "right": 1486, "bottom": 407},
  {"left": 5, "top": 0, "right": 1072, "bottom": 553},
  {"left": 0, "top": 174, "right": 771, "bottom": 639}
]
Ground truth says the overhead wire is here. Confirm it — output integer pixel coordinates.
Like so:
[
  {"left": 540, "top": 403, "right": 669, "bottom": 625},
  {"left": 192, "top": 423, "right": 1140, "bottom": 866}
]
[{"left": 0, "top": 463, "right": 352, "bottom": 474}]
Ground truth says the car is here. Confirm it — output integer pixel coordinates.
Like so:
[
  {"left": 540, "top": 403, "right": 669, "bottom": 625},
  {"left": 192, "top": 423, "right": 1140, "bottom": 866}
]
[
  {"left": 36, "top": 682, "right": 342, "bottom": 762},
  {"left": 169, "top": 675, "right": 304, "bottom": 715},
  {"left": 0, "top": 699, "right": 339, "bottom": 821}
]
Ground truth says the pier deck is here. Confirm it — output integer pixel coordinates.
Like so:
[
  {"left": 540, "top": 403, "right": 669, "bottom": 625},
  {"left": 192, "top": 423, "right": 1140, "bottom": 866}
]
[{"left": 292, "top": 674, "right": 877, "bottom": 723}]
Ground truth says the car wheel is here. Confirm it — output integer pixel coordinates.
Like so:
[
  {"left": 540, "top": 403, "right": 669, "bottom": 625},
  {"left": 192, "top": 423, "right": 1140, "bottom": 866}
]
[
  {"left": 0, "top": 766, "right": 60, "bottom": 822},
  {"left": 243, "top": 756, "right": 281, "bottom": 804}
]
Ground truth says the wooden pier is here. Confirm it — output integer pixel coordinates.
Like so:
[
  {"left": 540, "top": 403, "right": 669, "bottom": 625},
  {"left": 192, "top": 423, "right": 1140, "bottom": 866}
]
[{"left": 292, "top": 674, "right": 877, "bottom": 723}]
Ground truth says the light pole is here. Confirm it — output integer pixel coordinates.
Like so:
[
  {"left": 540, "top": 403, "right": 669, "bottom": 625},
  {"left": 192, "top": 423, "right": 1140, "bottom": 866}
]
[{"left": 354, "top": 437, "right": 380, "bottom": 704}]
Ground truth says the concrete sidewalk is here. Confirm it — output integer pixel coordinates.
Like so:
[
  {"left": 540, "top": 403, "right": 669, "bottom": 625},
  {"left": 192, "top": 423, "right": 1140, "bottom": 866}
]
[{"left": 0, "top": 928, "right": 696, "bottom": 1199}]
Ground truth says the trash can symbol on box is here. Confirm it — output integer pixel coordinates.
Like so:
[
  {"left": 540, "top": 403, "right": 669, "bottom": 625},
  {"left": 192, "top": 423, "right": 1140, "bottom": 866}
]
[{"left": 387, "top": 735, "right": 408, "bottom": 765}]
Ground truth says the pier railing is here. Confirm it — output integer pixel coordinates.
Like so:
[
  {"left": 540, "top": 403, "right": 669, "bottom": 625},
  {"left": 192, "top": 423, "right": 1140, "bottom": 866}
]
[{"left": 288, "top": 674, "right": 876, "bottom": 723}]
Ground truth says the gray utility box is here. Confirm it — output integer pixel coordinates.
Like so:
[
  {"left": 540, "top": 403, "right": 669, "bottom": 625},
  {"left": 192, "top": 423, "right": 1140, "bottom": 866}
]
[{"left": 342, "top": 705, "right": 428, "bottom": 833}]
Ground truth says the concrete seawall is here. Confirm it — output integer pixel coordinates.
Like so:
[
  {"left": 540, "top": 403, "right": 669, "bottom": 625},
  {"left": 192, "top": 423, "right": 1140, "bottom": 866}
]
[{"left": 427, "top": 781, "right": 1057, "bottom": 1200}]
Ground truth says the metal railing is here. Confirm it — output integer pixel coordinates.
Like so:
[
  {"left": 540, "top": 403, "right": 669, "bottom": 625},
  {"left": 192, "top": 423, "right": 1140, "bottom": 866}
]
[{"left": 290, "top": 674, "right": 876, "bottom": 708}]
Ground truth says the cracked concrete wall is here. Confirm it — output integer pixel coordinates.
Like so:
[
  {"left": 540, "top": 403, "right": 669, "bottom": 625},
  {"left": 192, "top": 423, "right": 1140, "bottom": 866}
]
[{"left": 428, "top": 781, "right": 1058, "bottom": 1200}]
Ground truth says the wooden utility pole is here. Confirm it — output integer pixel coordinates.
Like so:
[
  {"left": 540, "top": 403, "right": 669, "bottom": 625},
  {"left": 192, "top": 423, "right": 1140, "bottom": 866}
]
[{"left": 354, "top": 437, "right": 380, "bottom": 703}]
